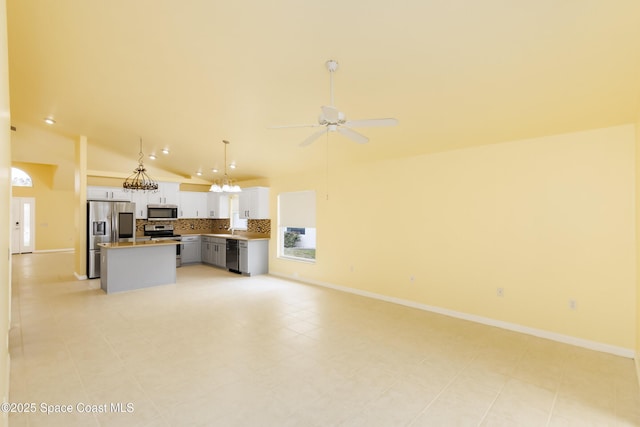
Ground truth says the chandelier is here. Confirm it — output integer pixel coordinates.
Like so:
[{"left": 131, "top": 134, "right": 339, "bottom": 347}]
[
  {"left": 210, "top": 140, "right": 241, "bottom": 193},
  {"left": 123, "top": 138, "right": 159, "bottom": 192}
]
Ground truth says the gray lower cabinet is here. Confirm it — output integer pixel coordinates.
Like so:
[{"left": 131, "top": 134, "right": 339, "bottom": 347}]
[
  {"left": 239, "top": 240, "right": 268, "bottom": 276},
  {"left": 199, "top": 236, "right": 267, "bottom": 274},
  {"left": 181, "top": 235, "right": 201, "bottom": 264},
  {"left": 202, "top": 237, "right": 226, "bottom": 268},
  {"left": 212, "top": 240, "right": 226, "bottom": 268},
  {"left": 201, "top": 237, "right": 214, "bottom": 265}
]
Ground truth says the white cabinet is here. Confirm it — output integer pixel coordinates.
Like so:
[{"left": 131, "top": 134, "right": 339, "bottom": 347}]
[
  {"left": 90, "top": 182, "right": 179, "bottom": 210},
  {"left": 179, "top": 192, "right": 208, "bottom": 218},
  {"left": 147, "top": 182, "right": 180, "bottom": 205},
  {"left": 181, "top": 235, "right": 201, "bottom": 264},
  {"left": 239, "top": 240, "right": 268, "bottom": 276},
  {"left": 87, "top": 186, "right": 132, "bottom": 201},
  {"left": 207, "top": 193, "right": 230, "bottom": 218},
  {"left": 238, "top": 187, "right": 269, "bottom": 219},
  {"left": 130, "top": 191, "right": 149, "bottom": 219}
]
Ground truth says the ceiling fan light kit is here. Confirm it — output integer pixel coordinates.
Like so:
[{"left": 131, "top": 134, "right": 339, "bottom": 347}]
[
  {"left": 270, "top": 59, "right": 398, "bottom": 146},
  {"left": 209, "top": 140, "right": 242, "bottom": 193}
]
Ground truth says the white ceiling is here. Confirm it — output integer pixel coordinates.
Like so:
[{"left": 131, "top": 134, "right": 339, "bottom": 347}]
[{"left": 7, "top": 0, "right": 640, "bottom": 183}]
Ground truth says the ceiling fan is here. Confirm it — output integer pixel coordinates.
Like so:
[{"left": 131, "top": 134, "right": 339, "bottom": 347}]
[{"left": 270, "top": 60, "right": 398, "bottom": 147}]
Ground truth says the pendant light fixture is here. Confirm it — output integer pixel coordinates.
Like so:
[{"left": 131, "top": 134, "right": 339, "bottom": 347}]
[
  {"left": 209, "top": 140, "right": 241, "bottom": 193},
  {"left": 123, "top": 138, "right": 159, "bottom": 192}
]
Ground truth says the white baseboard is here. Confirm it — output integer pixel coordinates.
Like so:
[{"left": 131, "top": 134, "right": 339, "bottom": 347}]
[
  {"left": 74, "top": 272, "right": 88, "bottom": 281},
  {"left": 270, "top": 272, "right": 635, "bottom": 359},
  {"left": 33, "top": 248, "right": 74, "bottom": 253}
]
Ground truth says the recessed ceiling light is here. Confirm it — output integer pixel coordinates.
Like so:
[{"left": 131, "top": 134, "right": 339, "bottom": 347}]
[
  {"left": 44, "top": 117, "right": 56, "bottom": 125},
  {"left": 161, "top": 148, "right": 169, "bottom": 154},
  {"left": 212, "top": 168, "right": 218, "bottom": 173},
  {"left": 196, "top": 171, "right": 202, "bottom": 176},
  {"left": 229, "top": 163, "right": 236, "bottom": 169},
  {"left": 149, "top": 154, "right": 157, "bottom": 160}
]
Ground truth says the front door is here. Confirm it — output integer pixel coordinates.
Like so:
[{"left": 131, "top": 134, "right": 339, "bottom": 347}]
[{"left": 11, "top": 197, "right": 35, "bottom": 254}]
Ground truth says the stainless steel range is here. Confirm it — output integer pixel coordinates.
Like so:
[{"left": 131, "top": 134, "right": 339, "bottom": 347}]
[{"left": 144, "top": 224, "right": 182, "bottom": 267}]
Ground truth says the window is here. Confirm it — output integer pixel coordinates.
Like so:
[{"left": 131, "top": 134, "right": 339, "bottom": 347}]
[
  {"left": 286, "top": 227, "right": 306, "bottom": 235},
  {"left": 11, "top": 167, "right": 32, "bottom": 187},
  {"left": 230, "top": 195, "right": 247, "bottom": 230},
  {"left": 278, "top": 191, "right": 316, "bottom": 261}
]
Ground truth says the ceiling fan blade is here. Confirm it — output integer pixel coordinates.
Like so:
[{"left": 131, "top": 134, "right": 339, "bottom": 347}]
[
  {"left": 268, "top": 124, "right": 322, "bottom": 129},
  {"left": 321, "top": 105, "right": 340, "bottom": 123},
  {"left": 299, "top": 129, "right": 327, "bottom": 147},
  {"left": 338, "top": 127, "right": 369, "bottom": 144},
  {"left": 344, "top": 118, "right": 398, "bottom": 128}
]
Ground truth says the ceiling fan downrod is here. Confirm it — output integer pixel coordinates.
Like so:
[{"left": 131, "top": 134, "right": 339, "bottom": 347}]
[{"left": 326, "top": 60, "right": 338, "bottom": 107}]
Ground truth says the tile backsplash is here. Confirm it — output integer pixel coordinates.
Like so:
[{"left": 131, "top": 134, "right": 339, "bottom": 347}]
[{"left": 136, "top": 218, "right": 270, "bottom": 237}]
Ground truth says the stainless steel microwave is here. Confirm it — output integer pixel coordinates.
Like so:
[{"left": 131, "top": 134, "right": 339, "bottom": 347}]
[{"left": 147, "top": 204, "right": 178, "bottom": 220}]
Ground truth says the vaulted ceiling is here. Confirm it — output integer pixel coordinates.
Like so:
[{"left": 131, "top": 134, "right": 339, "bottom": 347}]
[{"left": 7, "top": 1, "right": 640, "bottom": 184}]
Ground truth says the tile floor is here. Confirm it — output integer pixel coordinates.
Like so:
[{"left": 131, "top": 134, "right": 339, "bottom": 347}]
[{"left": 8, "top": 252, "right": 640, "bottom": 426}]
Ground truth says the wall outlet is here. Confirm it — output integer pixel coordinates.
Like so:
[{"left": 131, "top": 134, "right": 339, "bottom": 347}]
[
  {"left": 350, "top": 265, "right": 354, "bottom": 273},
  {"left": 410, "top": 275, "right": 415, "bottom": 282},
  {"left": 496, "top": 287, "right": 504, "bottom": 297},
  {"left": 569, "top": 299, "right": 577, "bottom": 310}
]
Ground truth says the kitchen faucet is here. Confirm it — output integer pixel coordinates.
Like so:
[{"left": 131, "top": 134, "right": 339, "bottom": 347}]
[{"left": 227, "top": 226, "right": 235, "bottom": 235}]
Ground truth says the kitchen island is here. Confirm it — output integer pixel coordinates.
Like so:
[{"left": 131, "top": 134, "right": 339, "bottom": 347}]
[{"left": 98, "top": 240, "right": 180, "bottom": 294}]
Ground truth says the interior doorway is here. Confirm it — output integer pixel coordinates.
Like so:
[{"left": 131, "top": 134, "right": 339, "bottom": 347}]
[{"left": 11, "top": 197, "right": 35, "bottom": 254}]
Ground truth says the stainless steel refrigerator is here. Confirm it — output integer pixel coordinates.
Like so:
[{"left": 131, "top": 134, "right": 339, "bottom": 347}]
[{"left": 87, "top": 201, "right": 136, "bottom": 278}]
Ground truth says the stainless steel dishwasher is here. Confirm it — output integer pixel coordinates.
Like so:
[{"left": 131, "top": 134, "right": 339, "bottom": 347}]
[{"left": 226, "top": 239, "right": 240, "bottom": 273}]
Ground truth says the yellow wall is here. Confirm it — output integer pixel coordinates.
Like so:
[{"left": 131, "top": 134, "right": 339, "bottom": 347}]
[
  {"left": 179, "top": 184, "right": 209, "bottom": 192},
  {"left": 636, "top": 114, "right": 640, "bottom": 379},
  {"left": 12, "top": 162, "right": 75, "bottom": 251},
  {"left": 86, "top": 176, "right": 123, "bottom": 187},
  {"left": 10, "top": 122, "right": 75, "bottom": 191},
  {"left": 0, "top": 0, "right": 11, "bottom": 423},
  {"left": 269, "top": 125, "right": 636, "bottom": 351}
]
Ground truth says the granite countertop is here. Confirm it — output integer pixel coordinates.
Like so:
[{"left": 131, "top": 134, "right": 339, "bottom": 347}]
[
  {"left": 201, "top": 233, "right": 270, "bottom": 241},
  {"left": 134, "top": 233, "right": 270, "bottom": 241},
  {"left": 98, "top": 241, "right": 181, "bottom": 249},
  {"left": 172, "top": 232, "right": 269, "bottom": 241}
]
